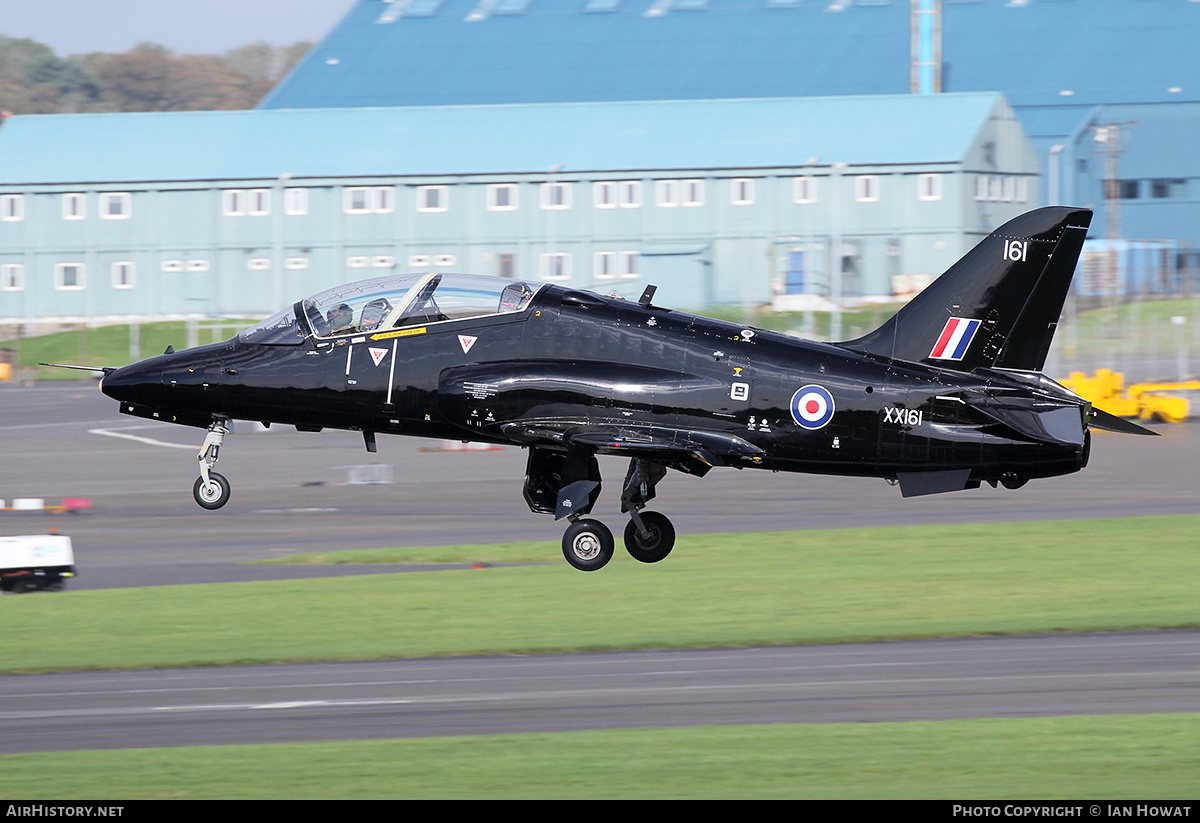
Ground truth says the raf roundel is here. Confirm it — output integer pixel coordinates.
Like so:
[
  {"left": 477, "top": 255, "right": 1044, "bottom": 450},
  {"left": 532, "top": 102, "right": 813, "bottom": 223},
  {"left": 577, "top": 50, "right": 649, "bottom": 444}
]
[{"left": 790, "top": 384, "right": 835, "bottom": 430}]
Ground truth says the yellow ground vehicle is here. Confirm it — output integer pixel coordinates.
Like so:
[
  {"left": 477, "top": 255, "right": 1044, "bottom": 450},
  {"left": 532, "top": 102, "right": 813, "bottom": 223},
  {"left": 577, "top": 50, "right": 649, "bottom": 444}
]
[{"left": 1059, "top": 369, "right": 1199, "bottom": 424}]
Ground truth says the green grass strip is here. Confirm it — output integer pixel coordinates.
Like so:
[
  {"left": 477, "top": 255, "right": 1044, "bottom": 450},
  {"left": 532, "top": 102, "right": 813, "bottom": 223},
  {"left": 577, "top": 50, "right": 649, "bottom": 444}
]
[
  {"left": 2, "top": 715, "right": 1198, "bottom": 799},
  {"left": 3, "top": 516, "right": 1199, "bottom": 674}
]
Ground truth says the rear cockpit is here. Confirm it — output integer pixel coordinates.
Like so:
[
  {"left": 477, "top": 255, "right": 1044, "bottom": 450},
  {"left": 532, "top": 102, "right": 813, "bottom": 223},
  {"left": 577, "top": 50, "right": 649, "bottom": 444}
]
[{"left": 238, "top": 273, "right": 542, "bottom": 345}]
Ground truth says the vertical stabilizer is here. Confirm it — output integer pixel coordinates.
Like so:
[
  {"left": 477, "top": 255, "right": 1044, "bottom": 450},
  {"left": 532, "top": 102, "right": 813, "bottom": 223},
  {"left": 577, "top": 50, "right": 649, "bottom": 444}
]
[{"left": 842, "top": 207, "right": 1092, "bottom": 372}]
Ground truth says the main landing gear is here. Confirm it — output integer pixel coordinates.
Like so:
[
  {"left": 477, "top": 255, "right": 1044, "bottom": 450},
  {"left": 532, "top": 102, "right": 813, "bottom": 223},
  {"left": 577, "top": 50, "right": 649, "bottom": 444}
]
[
  {"left": 560, "top": 510, "right": 676, "bottom": 572},
  {"left": 192, "top": 419, "right": 231, "bottom": 510},
  {"left": 551, "top": 455, "right": 677, "bottom": 572}
]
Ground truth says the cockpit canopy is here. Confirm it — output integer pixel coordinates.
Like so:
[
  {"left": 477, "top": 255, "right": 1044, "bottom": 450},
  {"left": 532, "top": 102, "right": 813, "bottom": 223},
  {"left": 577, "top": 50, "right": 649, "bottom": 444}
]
[{"left": 239, "top": 273, "right": 542, "bottom": 345}]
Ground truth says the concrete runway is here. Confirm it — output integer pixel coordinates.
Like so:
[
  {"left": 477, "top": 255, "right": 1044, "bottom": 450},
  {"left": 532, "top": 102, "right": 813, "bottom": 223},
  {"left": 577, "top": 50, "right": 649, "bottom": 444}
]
[
  {"left": 3, "top": 630, "right": 1199, "bottom": 754},
  {"left": 2, "top": 382, "right": 1198, "bottom": 755},
  {"left": 2, "top": 382, "right": 1197, "bottom": 589}
]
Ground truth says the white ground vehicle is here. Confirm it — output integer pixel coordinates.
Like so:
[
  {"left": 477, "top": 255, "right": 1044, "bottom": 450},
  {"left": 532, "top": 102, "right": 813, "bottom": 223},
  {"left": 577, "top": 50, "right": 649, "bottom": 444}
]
[{"left": 0, "top": 534, "right": 75, "bottom": 592}]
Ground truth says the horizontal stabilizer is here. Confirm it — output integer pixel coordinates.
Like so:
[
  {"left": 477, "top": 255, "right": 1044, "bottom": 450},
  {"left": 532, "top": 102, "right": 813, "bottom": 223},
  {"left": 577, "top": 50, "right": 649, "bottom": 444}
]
[
  {"left": 971, "top": 401, "right": 1087, "bottom": 446},
  {"left": 1089, "top": 407, "right": 1160, "bottom": 436}
]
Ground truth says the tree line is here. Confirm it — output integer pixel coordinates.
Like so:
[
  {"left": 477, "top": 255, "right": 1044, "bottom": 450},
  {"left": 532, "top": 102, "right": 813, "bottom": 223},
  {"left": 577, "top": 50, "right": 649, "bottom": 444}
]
[{"left": 0, "top": 37, "right": 312, "bottom": 114}]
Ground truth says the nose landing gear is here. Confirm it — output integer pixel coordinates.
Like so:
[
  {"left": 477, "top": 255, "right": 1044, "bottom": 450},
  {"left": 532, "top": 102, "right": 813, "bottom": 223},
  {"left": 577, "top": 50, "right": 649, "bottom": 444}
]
[{"left": 193, "top": 419, "right": 231, "bottom": 509}]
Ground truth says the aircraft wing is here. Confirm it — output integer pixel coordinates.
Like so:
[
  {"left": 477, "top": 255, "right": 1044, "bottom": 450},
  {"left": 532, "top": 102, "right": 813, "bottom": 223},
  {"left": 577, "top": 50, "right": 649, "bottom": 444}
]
[
  {"left": 438, "top": 361, "right": 764, "bottom": 475},
  {"left": 497, "top": 420, "right": 764, "bottom": 476}
]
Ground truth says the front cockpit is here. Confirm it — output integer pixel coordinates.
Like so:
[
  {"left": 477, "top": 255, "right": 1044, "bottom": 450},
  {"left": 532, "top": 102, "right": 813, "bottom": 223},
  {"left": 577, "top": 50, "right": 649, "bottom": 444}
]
[{"left": 238, "top": 273, "right": 542, "bottom": 346}]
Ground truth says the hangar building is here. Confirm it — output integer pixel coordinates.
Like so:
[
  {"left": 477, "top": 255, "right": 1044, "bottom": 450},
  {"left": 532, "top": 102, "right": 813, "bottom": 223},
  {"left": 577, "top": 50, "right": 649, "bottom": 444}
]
[
  {"left": 264, "top": 0, "right": 1200, "bottom": 243},
  {"left": 1, "top": 0, "right": 1196, "bottom": 327},
  {"left": 0, "top": 92, "right": 1035, "bottom": 322}
]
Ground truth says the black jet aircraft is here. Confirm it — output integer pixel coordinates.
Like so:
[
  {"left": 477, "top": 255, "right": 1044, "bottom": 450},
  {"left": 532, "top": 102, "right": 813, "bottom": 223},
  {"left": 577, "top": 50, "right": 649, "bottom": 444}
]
[{"left": 77, "top": 206, "right": 1154, "bottom": 571}]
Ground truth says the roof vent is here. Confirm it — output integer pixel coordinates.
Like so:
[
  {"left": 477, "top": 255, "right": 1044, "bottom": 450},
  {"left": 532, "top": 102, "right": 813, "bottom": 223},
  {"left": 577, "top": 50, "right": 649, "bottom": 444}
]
[{"left": 377, "top": 0, "right": 445, "bottom": 22}]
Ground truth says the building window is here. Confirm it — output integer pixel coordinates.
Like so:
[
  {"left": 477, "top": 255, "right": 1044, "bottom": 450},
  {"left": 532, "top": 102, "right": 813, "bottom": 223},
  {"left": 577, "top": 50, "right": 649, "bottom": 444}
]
[
  {"left": 1, "top": 263, "right": 24, "bottom": 291},
  {"left": 620, "top": 251, "right": 640, "bottom": 279},
  {"left": 100, "top": 192, "right": 132, "bottom": 219},
  {"left": 975, "top": 174, "right": 1020, "bottom": 202},
  {"left": 373, "top": 255, "right": 396, "bottom": 268},
  {"left": 793, "top": 176, "right": 818, "bottom": 204},
  {"left": 541, "top": 182, "right": 571, "bottom": 210},
  {"left": 417, "top": 185, "right": 447, "bottom": 213},
  {"left": 497, "top": 253, "right": 516, "bottom": 278},
  {"left": 656, "top": 180, "right": 679, "bottom": 207},
  {"left": 542, "top": 252, "right": 571, "bottom": 281},
  {"left": 347, "top": 256, "right": 370, "bottom": 268},
  {"left": 407, "top": 254, "right": 431, "bottom": 268},
  {"left": 1001, "top": 176, "right": 1016, "bottom": 202},
  {"left": 111, "top": 261, "right": 135, "bottom": 289},
  {"left": 248, "top": 189, "right": 271, "bottom": 216},
  {"left": 55, "top": 262, "right": 85, "bottom": 290},
  {"left": 594, "top": 181, "right": 617, "bottom": 208},
  {"left": 345, "top": 186, "right": 395, "bottom": 214},
  {"left": 595, "top": 251, "right": 616, "bottom": 279},
  {"left": 974, "top": 175, "right": 989, "bottom": 201},
  {"left": 161, "top": 260, "right": 184, "bottom": 273},
  {"left": 731, "top": 178, "right": 754, "bottom": 206},
  {"left": 1, "top": 194, "right": 25, "bottom": 222},
  {"left": 855, "top": 175, "right": 880, "bottom": 203},
  {"left": 1117, "top": 180, "right": 1140, "bottom": 200},
  {"left": 284, "top": 188, "right": 308, "bottom": 215},
  {"left": 1151, "top": 179, "right": 1187, "bottom": 199},
  {"left": 345, "top": 187, "right": 370, "bottom": 213},
  {"left": 620, "top": 180, "right": 642, "bottom": 208},
  {"left": 62, "top": 193, "right": 86, "bottom": 220},
  {"left": 683, "top": 179, "right": 705, "bottom": 207},
  {"left": 917, "top": 173, "right": 942, "bottom": 202},
  {"left": 488, "top": 183, "right": 518, "bottom": 211},
  {"left": 223, "top": 189, "right": 246, "bottom": 216},
  {"left": 186, "top": 259, "right": 210, "bottom": 272},
  {"left": 247, "top": 258, "right": 271, "bottom": 271},
  {"left": 374, "top": 186, "right": 395, "bottom": 213},
  {"left": 285, "top": 257, "right": 309, "bottom": 270},
  {"left": 435, "top": 254, "right": 457, "bottom": 267}
]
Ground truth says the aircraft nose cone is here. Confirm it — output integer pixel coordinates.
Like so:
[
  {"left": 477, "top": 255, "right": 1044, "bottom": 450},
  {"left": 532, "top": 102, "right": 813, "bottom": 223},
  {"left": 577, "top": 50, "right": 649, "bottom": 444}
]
[{"left": 100, "top": 359, "right": 163, "bottom": 404}]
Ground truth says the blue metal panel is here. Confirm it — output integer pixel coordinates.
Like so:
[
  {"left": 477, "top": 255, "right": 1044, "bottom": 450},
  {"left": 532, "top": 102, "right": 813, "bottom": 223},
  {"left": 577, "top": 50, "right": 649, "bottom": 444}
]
[
  {"left": 262, "top": 0, "right": 1200, "bottom": 124},
  {"left": 0, "top": 94, "right": 1000, "bottom": 186}
]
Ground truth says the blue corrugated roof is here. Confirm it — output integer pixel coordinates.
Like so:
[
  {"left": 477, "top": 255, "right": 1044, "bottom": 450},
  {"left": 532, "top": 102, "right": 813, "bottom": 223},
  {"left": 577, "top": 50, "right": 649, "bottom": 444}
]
[
  {"left": 0, "top": 92, "right": 1004, "bottom": 185},
  {"left": 261, "top": 0, "right": 1200, "bottom": 127}
]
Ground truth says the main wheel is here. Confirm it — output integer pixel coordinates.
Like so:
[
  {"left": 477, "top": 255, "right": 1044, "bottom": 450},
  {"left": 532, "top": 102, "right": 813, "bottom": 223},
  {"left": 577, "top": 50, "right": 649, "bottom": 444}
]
[
  {"left": 562, "top": 519, "right": 615, "bottom": 572},
  {"left": 193, "top": 472, "right": 231, "bottom": 510},
  {"left": 623, "top": 511, "right": 675, "bottom": 563}
]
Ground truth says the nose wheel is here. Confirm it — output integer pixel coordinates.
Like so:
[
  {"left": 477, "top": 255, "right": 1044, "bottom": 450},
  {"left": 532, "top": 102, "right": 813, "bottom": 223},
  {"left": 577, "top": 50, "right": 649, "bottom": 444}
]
[
  {"left": 193, "top": 472, "right": 231, "bottom": 509},
  {"left": 194, "top": 419, "right": 232, "bottom": 510}
]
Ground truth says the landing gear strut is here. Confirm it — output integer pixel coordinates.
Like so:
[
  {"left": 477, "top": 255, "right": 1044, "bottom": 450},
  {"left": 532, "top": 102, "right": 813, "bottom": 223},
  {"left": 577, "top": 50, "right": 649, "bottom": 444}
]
[
  {"left": 193, "top": 419, "right": 231, "bottom": 510},
  {"left": 620, "top": 458, "right": 675, "bottom": 564},
  {"left": 526, "top": 448, "right": 679, "bottom": 571}
]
